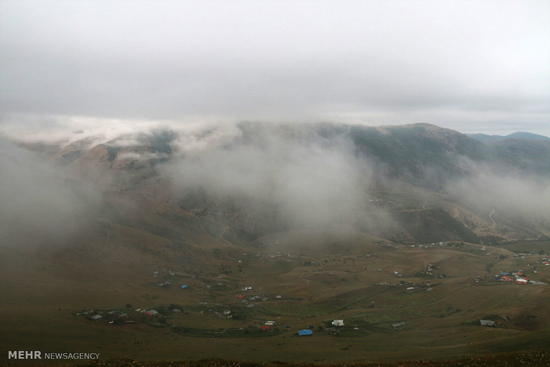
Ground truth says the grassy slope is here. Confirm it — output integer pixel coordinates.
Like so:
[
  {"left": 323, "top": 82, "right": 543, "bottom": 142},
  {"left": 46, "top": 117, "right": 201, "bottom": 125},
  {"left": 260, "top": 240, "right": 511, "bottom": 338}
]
[{"left": 2, "top": 212, "right": 550, "bottom": 365}]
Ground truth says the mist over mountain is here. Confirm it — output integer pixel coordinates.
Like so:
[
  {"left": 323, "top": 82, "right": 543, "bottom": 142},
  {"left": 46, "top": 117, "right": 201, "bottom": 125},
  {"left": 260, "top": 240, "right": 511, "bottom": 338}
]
[
  {"left": 3, "top": 121, "right": 549, "bottom": 246},
  {"left": 2, "top": 121, "right": 550, "bottom": 365},
  {"left": 1, "top": 1, "right": 549, "bottom": 362},
  {"left": 0, "top": 138, "right": 102, "bottom": 244}
]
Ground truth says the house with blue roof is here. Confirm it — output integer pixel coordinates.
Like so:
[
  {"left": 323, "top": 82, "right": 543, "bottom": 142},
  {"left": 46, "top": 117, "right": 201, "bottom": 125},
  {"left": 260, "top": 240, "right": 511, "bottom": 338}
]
[{"left": 298, "top": 329, "right": 313, "bottom": 336}]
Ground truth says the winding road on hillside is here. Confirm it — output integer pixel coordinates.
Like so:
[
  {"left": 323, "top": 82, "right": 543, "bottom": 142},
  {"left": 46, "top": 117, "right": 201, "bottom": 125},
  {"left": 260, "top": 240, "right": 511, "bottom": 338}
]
[
  {"left": 298, "top": 260, "right": 326, "bottom": 285},
  {"left": 219, "top": 226, "right": 232, "bottom": 245},
  {"left": 299, "top": 271, "right": 311, "bottom": 285}
]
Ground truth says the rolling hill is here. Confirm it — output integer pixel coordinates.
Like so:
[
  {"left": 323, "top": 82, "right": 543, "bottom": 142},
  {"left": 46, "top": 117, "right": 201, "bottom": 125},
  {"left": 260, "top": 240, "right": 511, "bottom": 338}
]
[{"left": 1, "top": 122, "right": 549, "bottom": 365}]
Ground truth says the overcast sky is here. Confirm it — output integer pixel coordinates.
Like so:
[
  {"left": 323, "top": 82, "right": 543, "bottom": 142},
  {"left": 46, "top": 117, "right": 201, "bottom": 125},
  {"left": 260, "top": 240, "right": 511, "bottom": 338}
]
[{"left": 1, "top": 0, "right": 549, "bottom": 136}]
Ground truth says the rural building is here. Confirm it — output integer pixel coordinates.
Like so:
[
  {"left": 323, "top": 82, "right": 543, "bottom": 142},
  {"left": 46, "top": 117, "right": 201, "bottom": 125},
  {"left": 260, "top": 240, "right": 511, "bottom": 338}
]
[
  {"left": 259, "top": 326, "right": 270, "bottom": 330},
  {"left": 90, "top": 315, "right": 102, "bottom": 320},
  {"left": 298, "top": 329, "right": 313, "bottom": 336},
  {"left": 180, "top": 285, "right": 188, "bottom": 289},
  {"left": 392, "top": 322, "right": 406, "bottom": 328},
  {"left": 480, "top": 320, "right": 496, "bottom": 327},
  {"left": 332, "top": 320, "right": 344, "bottom": 326}
]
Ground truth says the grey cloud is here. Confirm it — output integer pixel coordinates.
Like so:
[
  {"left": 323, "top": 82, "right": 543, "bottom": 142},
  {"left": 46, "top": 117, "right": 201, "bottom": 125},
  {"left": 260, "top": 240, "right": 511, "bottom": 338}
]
[
  {"left": 164, "top": 124, "right": 374, "bottom": 230},
  {"left": 0, "top": 138, "right": 102, "bottom": 244},
  {"left": 1, "top": 1, "right": 549, "bottom": 135},
  {"left": 446, "top": 169, "right": 550, "bottom": 233}
]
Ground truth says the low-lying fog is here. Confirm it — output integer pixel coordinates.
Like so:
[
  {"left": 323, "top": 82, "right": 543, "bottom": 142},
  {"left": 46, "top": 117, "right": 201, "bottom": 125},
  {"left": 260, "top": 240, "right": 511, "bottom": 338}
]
[{"left": 1, "top": 120, "right": 549, "bottom": 245}]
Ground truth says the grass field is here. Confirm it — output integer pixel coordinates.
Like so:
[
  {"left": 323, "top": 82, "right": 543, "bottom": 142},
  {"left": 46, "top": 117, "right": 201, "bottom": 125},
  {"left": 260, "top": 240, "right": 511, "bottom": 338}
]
[
  {"left": 1, "top": 225, "right": 550, "bottom": 365},
  {"left": 500, "top": 240, "right": 550, "bottom": 254}
]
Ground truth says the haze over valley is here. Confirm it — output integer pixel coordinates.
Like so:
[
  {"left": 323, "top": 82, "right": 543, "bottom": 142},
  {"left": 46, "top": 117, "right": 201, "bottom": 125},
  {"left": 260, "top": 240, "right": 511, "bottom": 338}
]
[{"left": 1, "top": 0, "right": 549, "bottom": 365}]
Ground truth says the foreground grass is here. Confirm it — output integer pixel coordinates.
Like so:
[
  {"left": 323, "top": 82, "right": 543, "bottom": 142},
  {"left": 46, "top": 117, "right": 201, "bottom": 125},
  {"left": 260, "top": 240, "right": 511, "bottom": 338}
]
[{"left": 26, "top": 350, "right": 539, "bottom": 367}]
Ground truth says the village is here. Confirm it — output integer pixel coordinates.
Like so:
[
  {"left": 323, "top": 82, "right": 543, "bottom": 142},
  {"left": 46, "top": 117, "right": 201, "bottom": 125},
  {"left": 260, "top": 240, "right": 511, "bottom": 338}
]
[
  {"left": 73, "top": 239, "right": 549, "bottom": 344},
  {"left": 489, "top": 255, "right": 550, "bottom": 285}
]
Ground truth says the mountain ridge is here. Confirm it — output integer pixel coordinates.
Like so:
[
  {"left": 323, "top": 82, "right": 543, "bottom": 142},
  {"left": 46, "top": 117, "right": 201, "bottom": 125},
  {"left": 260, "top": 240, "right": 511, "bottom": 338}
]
[
  {"left": 9, "top": 122, "right": 550, "bottom": 244},
  {"left": 467, "top": 131, "right": 550, "bottom": 143}
]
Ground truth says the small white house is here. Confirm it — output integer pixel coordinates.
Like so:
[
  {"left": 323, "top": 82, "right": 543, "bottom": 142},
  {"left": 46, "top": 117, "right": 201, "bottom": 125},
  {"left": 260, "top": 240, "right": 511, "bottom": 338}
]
[
  {"left": 480, "top": 320, "right": 495, "bottom": 327},
  {"left": 332, "top": 320, "right": 344, "bottom": 326}
]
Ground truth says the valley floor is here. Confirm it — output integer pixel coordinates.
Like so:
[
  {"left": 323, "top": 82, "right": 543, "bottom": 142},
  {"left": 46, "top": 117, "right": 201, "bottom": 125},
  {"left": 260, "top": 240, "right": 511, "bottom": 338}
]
[{"left": 1, "top": 230, "right": 549, "bottom": 365}]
